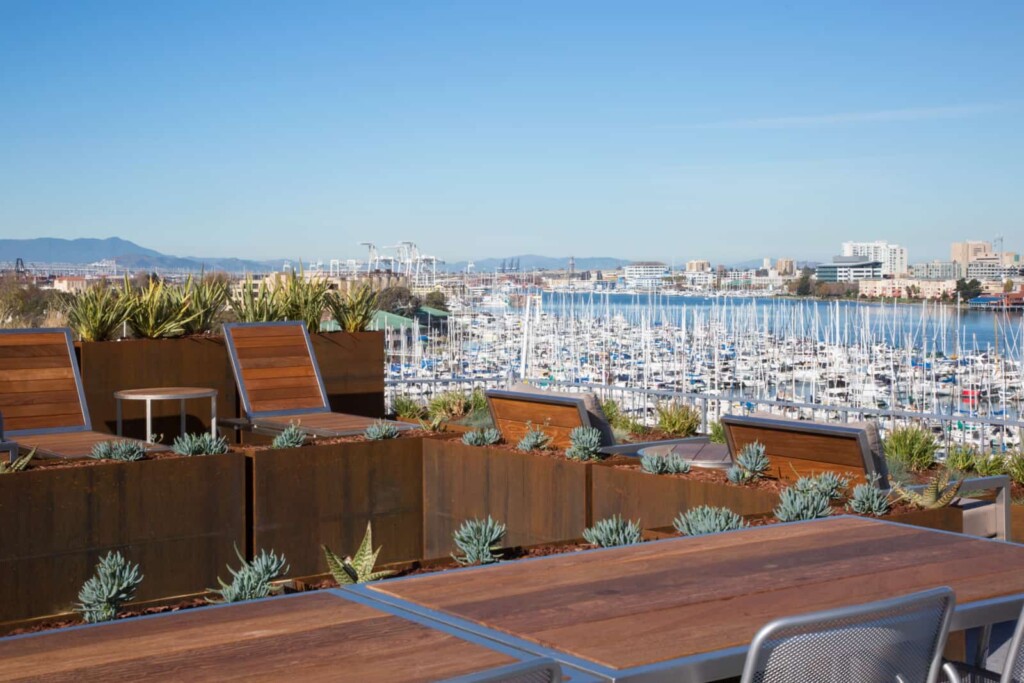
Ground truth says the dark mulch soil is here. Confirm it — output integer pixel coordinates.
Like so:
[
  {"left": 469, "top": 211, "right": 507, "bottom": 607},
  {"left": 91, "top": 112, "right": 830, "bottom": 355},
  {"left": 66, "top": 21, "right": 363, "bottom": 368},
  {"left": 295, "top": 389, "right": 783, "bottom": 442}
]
[
  {"left": 23, "top": 450, "right": 237, "bottom": 472},
  {"left": 608, "top": 459, "right": 790, "bottom": 494}
]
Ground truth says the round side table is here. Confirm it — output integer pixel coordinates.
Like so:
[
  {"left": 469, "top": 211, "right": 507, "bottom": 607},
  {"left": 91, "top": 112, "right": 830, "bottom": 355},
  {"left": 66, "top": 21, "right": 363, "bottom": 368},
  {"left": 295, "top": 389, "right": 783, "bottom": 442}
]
[{"left": 114, "top": 387, "right": 218, "bottom": 440}]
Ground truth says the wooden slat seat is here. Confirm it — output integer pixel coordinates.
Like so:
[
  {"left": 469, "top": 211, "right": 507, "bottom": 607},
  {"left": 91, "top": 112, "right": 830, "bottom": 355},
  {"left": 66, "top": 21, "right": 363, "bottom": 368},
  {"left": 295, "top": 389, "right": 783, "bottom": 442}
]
[
  {"left": 223, "top": 322, "right": 415, "bottom": 437},
  {"left": 721, "top": 413, "right": 888, "bottom": 485},
  {"left": 0, "top": 328, "right": 157, "bottom": 460}
]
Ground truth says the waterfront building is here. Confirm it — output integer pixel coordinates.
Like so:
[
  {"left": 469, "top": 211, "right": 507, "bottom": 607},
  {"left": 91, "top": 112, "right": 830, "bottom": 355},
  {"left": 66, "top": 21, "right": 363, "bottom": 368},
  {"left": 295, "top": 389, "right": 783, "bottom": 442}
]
[
  {"left": 816, "top": 257, "right": 884, "bottom": 282},
  {"left": 775, "top": 258, "right": 795, "bottom": 276},
  {"left": 951, "top": 240, "right": 992, "bottom": 266},
  {"left": 623, "top": 261, "right": 668, "bottom": 289},
  {"left": 840, "top": 241, "right": 908, "bottom": 276},
  {"left": 859, "top": 278, "right": 956, "bottom": 300},
  {"left": 967, "top": 256, "right": 1020, "bottom": 281},
  {"left": 685, "top": 259, "right": 711, "bottom": 272},
  {"left": 910, "top": 260, "right": 962, "bottom": 280}
]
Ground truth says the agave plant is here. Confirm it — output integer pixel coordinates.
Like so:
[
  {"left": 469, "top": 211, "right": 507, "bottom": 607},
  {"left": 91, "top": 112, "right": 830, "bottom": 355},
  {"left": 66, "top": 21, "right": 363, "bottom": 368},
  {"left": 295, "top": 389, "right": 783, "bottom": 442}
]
[
  {"left": 322, "top": 522, "right": 396, "bottom": 585},
  {"left": 364, "top": 421, "right": 400, "bottom": 441},
  {"left": 673, "top": 505, "right": 747, "bottom": 536},
  {"left": 892, "top": 469, "right": 963, "bottom": 509},
  {"left": 655, "top": 401, "right": 702, "bottom": 437},
  {"left": 76, "top": 551, "right": 143, "bottom": 623},
  {"left": 847, "top": 475, "right": 891, "bottom": 516},
  {"left": 583, "top": 515, "right": 643, "bottom": 548},
  {"left": 122, "top": 276, "right": 198, "bottom": 339},
  {"left": 327, "top": 282, "right": 379, "bottom": 333},
  {"left": 181, "top": 273, "right": 229, "bottom": 335},
  {"left": 230, "top": 273, "right": 286, "bottom": 323},
  {"left": 90, "top": 440, "right": 147, "bottom": 462},
  {"left": 452, "top": 516, "right": 506, "bottom": 565},
  {"left": 640, "top": 452, "right": 691, "bottom": 475},
  {"left": 565, "top": 426, "right": 603, "bottom": 461},
  {"left": 64, "top": 282, "right": 129, "bottom": 341},
  {"left": 462, "top": 428, "right": 502, "bottom": 447},
  {"left": 282, "top": 268, "right": 332, "bottom": 333},
  {"left": 171, "top": 432, "right": 229, "bottom": 456},
  {"left": 0, "top": 449, "right": 34, "bottom": 474},
  {"left": 210, "top": 546, "right": 289, "bottom": 603},
  {"left": 793, "top": 472, "right": 849, "bottom": 500},
  {"left": 271, "top": 423, "right": 307, "bottom": 449},
  {"left": 517, "top": 423, "right": 552, "bottom": 452},
  {"left": 774, "top": 487, "right": 833, "bottom": 522}
]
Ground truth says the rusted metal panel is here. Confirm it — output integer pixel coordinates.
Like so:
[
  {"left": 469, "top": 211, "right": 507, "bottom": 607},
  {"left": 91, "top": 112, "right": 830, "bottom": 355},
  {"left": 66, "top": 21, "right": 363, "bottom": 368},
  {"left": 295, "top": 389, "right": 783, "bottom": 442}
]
[
  {"left": 248, "top": 438, "right": 424, "bottom": 578},
  {"left": 77, "top": 338, "right": 238, "bottom": 440},
  {"left": 422, "top": 441, "right": 592, "bottom": 559},
  {"left": 888, "top": 506, "right": 964, "bottom": 534},
  {"left": 590, "top": 464, "right": 781, "bottom": 529},
  {"left": 0, "top": 453, "right": 246, "bottom": 626}
]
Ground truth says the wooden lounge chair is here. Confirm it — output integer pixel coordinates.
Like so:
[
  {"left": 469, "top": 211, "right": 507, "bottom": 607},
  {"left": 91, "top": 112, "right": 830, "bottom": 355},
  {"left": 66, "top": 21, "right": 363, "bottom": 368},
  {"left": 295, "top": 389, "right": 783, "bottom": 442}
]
[
  {"left": 485, "top": 385, "right": 710, "bottom": 455},
  {"left": 0, "top": 328, "right": 165, "bottom": 459},
  {"left": 223, "top": 321, "right": 415, "bottom": 438},
  {"left": 721, "top": 412, "right": 889, "bottom": 485}
]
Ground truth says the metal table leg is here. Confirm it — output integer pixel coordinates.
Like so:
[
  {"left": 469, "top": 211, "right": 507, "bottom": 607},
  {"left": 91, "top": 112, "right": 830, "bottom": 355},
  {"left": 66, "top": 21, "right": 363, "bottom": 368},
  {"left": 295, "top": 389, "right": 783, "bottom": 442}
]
[
  {"left": 180, "top": 398, "right": 186, "bottom": 437},
  {"left": 116, "top": 399, "right": 123, "bottom": 436},
  {"left": 210, "top": 395, "right": 217, "bottom": 437},
  {"left": 146, "top": 398, "right": 152, "bottom": 442}
]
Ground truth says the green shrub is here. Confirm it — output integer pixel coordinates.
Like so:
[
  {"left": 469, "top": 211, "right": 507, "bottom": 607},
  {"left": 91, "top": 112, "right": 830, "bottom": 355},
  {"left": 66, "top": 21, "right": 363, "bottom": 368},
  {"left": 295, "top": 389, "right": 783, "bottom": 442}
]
[
  {"left": 271, "top": 423, "right": 307, "bottom": 449},
  {"left": 90, "top": 440, "right": 147, "bottom": 462},
  {"left": 847, "top": 476, "right": 891, "bottom": 516},
  {"left": 182, "top": 274, "right": 228, "bottom": 335},
  {"left": 462, "top": 428, "right": 502, "bottom": 447},
  {"left": 326, "top": 282, "right": 378, "bottom": 332},
  {"left": 1005, "top": 451, "right": 1024, "bottom": 486},
  {"left": 282, "top": 269, "right": 332, "bottom": 333},
  {"left": 944, "top": 444, "right": 978, "bottom": 472},
  {"left": 793, "top": 472, "right": 849, "bottom": 500},
  {"left": 726, "top": 441, "right": 769, "bottom": 484},
  {"left": 565, "top": 426, "right": 604, "bottom": 461},
  {"left": 655, "top": 401, "right": 701, "bottom": 437},
  {"left": 707, "top": 421, "right": 726, "bottom": 444},
  {"left": 64, "top": 283, "right": 129, "bottom": 342},
  {"left": 583, "top": 515, "right": 643, "bottom": 548},
  {"left": 602, "top": 398, "right": 646, "bottom": 435},
  {"left": 364, "top": 421, "right": 400, "bottom": 441},
  {"left": 640, "top": 452, "right": 691, "bottom": 475},
  {"left": 467, "top": 387, "right": 488, "bottom": 417},
  {"left": 673, "top": 505, "right": 747, "bottom": 536},
  {"left": 884, "top": 455, "right": 912, "bottom": 486},
  {"left": 972, "top": 453, "right": 1007, "bottom": 476},
  {"left": 230, "top": 273, "right": 286, "bottom": 323},
  {"left": 516, "top": 424, "right": 552, "bottom": 452},
  {"left": 322, "top": 522, "right": 396, "bottom": 585},
  {"left": 452, "top": 516, "right": 505, "bottom": 565},
  {"left": 885, "top": 426, "right": 937, "bottom": 471},
  {"left": 391, "top": 395, "right": 425, "bottom": 421},
  {"left": 172, "top": 432, "right": 229, "bottom": 456},
  {"left": 0, "top": 449, "right": 33, "bottom": 474},
  {"left": 427, "top": 391, "right": 470, "bottom": 421},
  {"left": 774, "top": 488, "right": 832, "bottom": 522},
  {"left": 122, "top": 276, "right": 198, "bottom": 339},
  {"left": 210, "top": 547, "right": 289, "bottom": 603},
  {"left": 76, "top": 551, "right": 143, "bottom": 623}
]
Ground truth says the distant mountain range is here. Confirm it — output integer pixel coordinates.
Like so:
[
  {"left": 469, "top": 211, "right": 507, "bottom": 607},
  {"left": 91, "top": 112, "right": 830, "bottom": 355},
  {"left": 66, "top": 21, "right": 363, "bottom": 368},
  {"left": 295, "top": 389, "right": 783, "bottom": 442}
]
[{"left": 0, "top": 237, "right": 280, "bottom": 272}]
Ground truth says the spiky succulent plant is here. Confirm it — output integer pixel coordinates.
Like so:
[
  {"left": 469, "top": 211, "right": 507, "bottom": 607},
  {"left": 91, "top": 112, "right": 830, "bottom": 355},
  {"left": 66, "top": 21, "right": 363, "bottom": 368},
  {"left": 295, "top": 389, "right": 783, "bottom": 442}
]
[
  {"left": 462, "top": 428, "right": 502, "bottom": 447},
  {"left": 517, "top": 423, "right": 553, "bottom": 452},
  {"left": 565, "top": 426, "right": 603, "bottom": 461},
  {"left": 847, "top": 476, "right": 892, "bottom": 516},
  {"left": 774, "top": 487, "right": 833, "bottom": 522},
  {"left": 322, "top": 522, "right": 396, "bottom": 585},
  {"left": 90, "top": 439, "right": 147, "bottom": 462},
  {"left": 583, "top": 515, "right": 643, "bottom": 548},
  {"left": 0, "top": 449, "right": 34, "bottom": 474},
  {"left": 736, "top": 441, "right": 770, "bottom": 476},
  {"left": 271, "top": 423, "right": 307, "bottom": 449},
  {"left": 76, "top": 552, "right": 143, "bottom": 623},
  {"left": 210, "top": 546, "right": 289, "bottom": 603},
  {"left": 452, "top": 516, "right": 506, "bottom": 565},
  {"left": 793, "top": 472, "right": 849, "bottom": 500},
  {"left": 640, "top": 452, "right": 691, "bottom": 475},
  {"left": 172, "top": 432, "right": 229, "bottom": 456},
  {"left": 364, "top": 420, "right": 401, "bottom": 441},
  {"left": 891, "top": 469, "right": 963, "bottom": 510},
  {"left": 673, "top": 505, "right": 747, "bottom": 536}
]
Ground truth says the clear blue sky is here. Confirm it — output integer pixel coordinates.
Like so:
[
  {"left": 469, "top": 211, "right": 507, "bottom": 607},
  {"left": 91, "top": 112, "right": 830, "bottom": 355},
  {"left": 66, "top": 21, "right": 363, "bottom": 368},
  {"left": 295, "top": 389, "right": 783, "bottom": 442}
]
[{"left": 2, "top": 1, "right": 1022, "bottom": 264}]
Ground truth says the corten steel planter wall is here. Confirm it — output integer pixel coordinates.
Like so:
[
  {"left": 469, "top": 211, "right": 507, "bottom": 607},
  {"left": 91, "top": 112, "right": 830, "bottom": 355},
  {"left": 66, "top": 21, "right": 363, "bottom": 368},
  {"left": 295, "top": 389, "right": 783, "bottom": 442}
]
[
  {"left": 247, "top": 437, "right": 423, "bottom": 579},
  {"left": 886, "top": 506, "right": 964, "bottom": 535},
  {"left": 77, "top": 337, "right": 237, "bottom": 440},
  {"left": 0, "top": 454, "right": 246, "bottom": 628},
  {"left": 312, "top": 331, "right": 385, "bottom": 418},
  {"left": 422, "top": 441, "right": 592, "bottom": 559},
  {"left": 1011, "top": 505, "right": 1024, "bottom": 543},
  {"left": 591, "top": 464, "right": 781, "bottom": 530}
]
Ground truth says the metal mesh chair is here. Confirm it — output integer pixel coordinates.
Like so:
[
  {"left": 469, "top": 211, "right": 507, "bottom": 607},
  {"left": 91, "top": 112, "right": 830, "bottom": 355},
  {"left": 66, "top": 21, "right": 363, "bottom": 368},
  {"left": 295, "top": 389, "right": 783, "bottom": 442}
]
[
  {"left": 944, "top": 603, "right": 1024, "bottom": 682},
  {"left": 444, "top": 657, "right": 562, "bottom": 683},
  {"left": 740, "top": 587, "right": 956, "bottom": 683}
]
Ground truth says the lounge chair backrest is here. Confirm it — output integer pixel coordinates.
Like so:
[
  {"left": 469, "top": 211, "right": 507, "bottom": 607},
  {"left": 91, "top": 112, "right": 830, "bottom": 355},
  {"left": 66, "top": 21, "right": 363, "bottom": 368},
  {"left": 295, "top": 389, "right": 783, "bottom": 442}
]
[
  {"left": 448, "top": 657, "right": 562, "bottom": 683},
  {"left": 0, "top": 328, "right": 90, "bottom": 436},
  {"left": 721, "top": 413, "right": 888, "bottom": 486},
  {"left": 223, "top": 322, "right": 330, "bottom": 419},
  {"left": 485, "top": 386, "right": 615, "bottom": 450},
  {"left": 740, "top": 587, "right": 955, "bottom": 683}
]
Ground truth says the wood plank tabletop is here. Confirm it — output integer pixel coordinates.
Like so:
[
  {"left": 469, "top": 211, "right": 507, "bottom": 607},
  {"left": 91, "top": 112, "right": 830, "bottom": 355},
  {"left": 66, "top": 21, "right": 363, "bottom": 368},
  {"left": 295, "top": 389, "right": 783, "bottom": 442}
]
[
  {"left": 0, "top": 592, "right": 517, "bottom": 682},
  {"left": 15, "top": 430, "right": 168, "bottom": 458},
  {"left": 369, "top": 516, "right": 1024, "bottom": 671}
]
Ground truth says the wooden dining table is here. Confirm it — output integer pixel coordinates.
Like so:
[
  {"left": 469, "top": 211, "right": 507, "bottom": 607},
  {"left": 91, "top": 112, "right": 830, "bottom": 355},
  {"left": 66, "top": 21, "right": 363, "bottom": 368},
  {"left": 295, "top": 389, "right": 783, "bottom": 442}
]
[
  {"left": 354, "top": 516, "right": 1024, "bottom": 682},
  {"left": 0, "top": 591, "right": 569, "bottom": 683}
]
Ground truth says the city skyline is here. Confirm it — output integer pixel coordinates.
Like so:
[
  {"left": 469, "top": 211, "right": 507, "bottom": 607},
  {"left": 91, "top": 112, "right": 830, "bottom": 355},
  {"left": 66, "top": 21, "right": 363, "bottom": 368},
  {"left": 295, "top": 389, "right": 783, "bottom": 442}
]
[{"left": 2, "top": 2, "right": 1022, "bottom": 262}]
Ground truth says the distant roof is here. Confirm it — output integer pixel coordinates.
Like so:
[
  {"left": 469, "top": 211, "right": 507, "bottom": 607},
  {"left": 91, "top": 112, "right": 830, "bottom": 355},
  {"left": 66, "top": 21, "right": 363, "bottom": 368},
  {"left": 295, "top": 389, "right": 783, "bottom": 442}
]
[
  {"left": 627, "top": 261, "right": 667, "bottom": 267},
  {"left": 369, "top": 310, "right": 416, "bottom": 329},
  {"left": 417, "top": 306, "right": 449, "bottom": 317}
]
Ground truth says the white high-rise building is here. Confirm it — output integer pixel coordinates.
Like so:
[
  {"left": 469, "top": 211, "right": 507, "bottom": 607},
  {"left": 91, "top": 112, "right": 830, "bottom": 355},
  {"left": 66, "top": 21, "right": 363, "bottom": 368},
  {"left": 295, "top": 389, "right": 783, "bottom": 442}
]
[{"left": 841, "top": 241, "right": 908, "bottom": 277}]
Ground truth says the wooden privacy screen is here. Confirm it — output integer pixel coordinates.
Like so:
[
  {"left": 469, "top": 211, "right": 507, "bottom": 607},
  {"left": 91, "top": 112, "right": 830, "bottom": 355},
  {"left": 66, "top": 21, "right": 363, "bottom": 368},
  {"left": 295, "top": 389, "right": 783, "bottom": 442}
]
[
  {"left": 0, "top": 329, "right": 87, "bottom": 434},
  {"left": 486, "top": 393, "right": 589, "bottom": 450},
  {"left": 722, "top": 415, "right": 875, "bottom": 484},
  {"left": 225, "top": 323, "right": 327, "bottom": 416}
]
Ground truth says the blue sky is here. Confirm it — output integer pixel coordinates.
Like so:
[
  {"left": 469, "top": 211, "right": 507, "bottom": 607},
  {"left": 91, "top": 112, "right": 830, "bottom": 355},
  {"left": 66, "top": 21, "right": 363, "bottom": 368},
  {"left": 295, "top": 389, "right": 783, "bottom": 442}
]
[{"left": 1, "top": 1, "right": 1022, "bottom": 264}]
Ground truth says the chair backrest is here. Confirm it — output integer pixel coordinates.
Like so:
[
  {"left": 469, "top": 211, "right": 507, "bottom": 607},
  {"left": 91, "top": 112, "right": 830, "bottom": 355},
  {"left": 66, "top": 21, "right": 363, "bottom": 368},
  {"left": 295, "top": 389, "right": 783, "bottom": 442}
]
[
  {"left": 223, "top": 322, "right": 330, "bottom": 419},
  {"left": 721, "top": 413, "right": 888, "bottom": 486},
  {"left": 445, "top": 657, "right": 562, "bottom": 683},
  {"left": 740, "top": 587, "right": 955, "bottom": 683},
  {"left": 485, "top": 386, "right": 615, "bottom": 449},
  {"left": 0, "top": 328, "right": 90, "bottom": 436}
]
